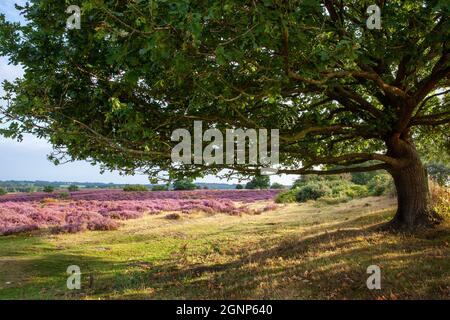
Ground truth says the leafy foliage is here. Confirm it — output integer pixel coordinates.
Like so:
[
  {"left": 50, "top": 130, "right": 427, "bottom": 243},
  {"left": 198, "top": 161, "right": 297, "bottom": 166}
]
[
  {"left": 367, "top": 174, "right": 395, "bottom": 196},
  {"left": 151, "top": 185, "right": 169, "bottom": 191},
  {"left": 429, "top": 180, "right": 450, "bottom": 218},
  {"left": 351, "top": 171, "right": 382, "bottom": 185},
  {"left": 68, "top": 185, "right": 79, "bottom": 192},
  {"left": 275, "top": 189, "right": 297, "bottom": 204},
  {"left": 276, "top": 173, "right": 393, "bottom": 203},
  {"left": 245, "top": 176, "right": 270, "bottom": 189},
  {"left": 270, "top": 182, "right": 286, "bottom": 189},
  {"left": 296, "top": 183, "right": 331, "bottom": 203},
  {"left": 0, "top": 187, "right": 7, "bottom": 196},
  {"left": 0, "top": 0, "right": 447, "bottom": 183},
  {"left": 43, "top": 186, "right": 55, "bottom": 193},
  {"left": 123, "top": 185, "right": 148, "bottom": 192},
  {"left": 173, "top": 178, "right": 197, "bottom": 191},
  {"left": 426, "top": 163, "right": 450, "bottom": 186},
  {"left": 58, "top": 191, "right": 70, "bottom": 199}
]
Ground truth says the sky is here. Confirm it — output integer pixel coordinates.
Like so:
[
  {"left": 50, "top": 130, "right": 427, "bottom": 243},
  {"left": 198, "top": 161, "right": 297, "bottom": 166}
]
[{"left": 0, "top": 1, "right": 297, "bottom": 185}]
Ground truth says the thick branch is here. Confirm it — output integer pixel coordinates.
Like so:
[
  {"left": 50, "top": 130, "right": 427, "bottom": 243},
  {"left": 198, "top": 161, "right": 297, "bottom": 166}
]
[
  {"left": 414, "top": 88, "right": 450, "bottom": 117},
  {"left": 411, "top": 117, "right": 450, "bottom": 126},
  {"left": 280, "top": 125, "right": 347, "bottom": 142},
  {"left": 413, "top": 52, "right": 450, "bottom": 101},
  {"left": 278, "top": 163, "right": 389, "bottom": 175},
  {"left": 304, "top": 152, "right": 401, "bottom": 168}
]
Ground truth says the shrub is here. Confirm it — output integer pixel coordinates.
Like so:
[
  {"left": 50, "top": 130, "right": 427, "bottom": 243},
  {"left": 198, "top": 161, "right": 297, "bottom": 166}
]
[
  {"left": 166, "top": 213, "right": 181, "bottom": 220},
  {"left": 367, "top": 174, "right": 395, "bottom": 196},
  {"left": 351, "top": 170, "right": 381, "bottom": 185},
  {"left": 278, "top": 179, "right": 372, "bottom": 203},
  {"left": 58, "top": 192, "right": 71, "bottom": 199},
  {"left": 270, "top": 183, "right": 286, "bottom": 189},
  {"left": 296, "top": 183, "right": 331, "bottom": 202},
  {"left": 429, "top": 180, "right": 450, "bottom": 219},
  {"left": 151, "top": 185, "right": 169, "bottom": 191},
  {"left": 173, "top": 179, "right": 197, "bottom": 191},
  {"left": 317, "top": 195, "right": 350, "bottom": 205},
  {"left": 43, "top": 186, "right": 55, "bottom": 193},
  {"left": 345, "top": 184, "right": 369, "bottom": 198},
  {"left": 292, "top": 174, "right": 351, "bottom": 189},
  {"left": 275, "top": 189, "right": 298, "bottom": 203},
  {"left": 0, "top": 187, "right": 7, "bottom": 196},
  {"left": 330, "top": 182, "right": 369, "bottom": 199},
  {"left": 426, "top": 163, "right": 450, "bottom": 187},
  {"left": 68, "top": 185, "right": 79, "bottom": 192},
  {"left": 245, "top": 175, "right": 270, "bottom": 189},
  {"left": 236, "top": 184, "right": 244, "bottom": 190},
  {"left": 123, "top": 185, "right": 148, "bottom": 192}
]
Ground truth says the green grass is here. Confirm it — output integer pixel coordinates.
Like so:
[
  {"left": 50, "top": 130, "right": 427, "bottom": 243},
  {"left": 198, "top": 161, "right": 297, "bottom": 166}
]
[{"left": 0, "top": 196, "right": 449, "bottom": 300}]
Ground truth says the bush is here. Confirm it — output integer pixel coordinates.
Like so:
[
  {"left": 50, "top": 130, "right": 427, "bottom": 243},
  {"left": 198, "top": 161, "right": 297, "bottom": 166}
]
[
  {"left": 317, "top": 195, "right": 350, "bottom": 205},
  {"left": 275, "top": 189, "right": 298, "bottom": 203},
  {"left": 245, "top": 175, "right": 271, "bottom": 189},
  {"left": 279, "top": 175, "right": 390, "bottom": 204},
  {"left": 165, "top": 213, "right": 181, "bottom": 220},
  {"left": 68, "top": 185, "right": 79, "bottom": 192},
  {"left": 345, "top": 184, "right": 369, "bottom": 198},
  {"left": 296, "top": 183, "right": 331, "bottom": 202},
  {"left": 426, "top": 163, "right": 450, "bottom": 187},
  {"left": 292, "top": 174, "right": 351, "bottom": 189},
  {"left": 270, "top": 183, "right": 286, "bottom": 189},
  {"left": 236, "top": 184, "right": 244, "bottom": 190},
  {"left": 329, "top": 181, "right": 368, "bottom": 198},
  {"left": 429, "top": 180, "right": 450, "bottom": 219},
  {"left": 58, "top": 192, "right": 71, "bottom": 199},
  {"left": 0, "top": 187, "right": 7, "bottom": 196},
  {"left": 173, "top": 179, "right": 197, "bottom": 191},
  {"left": 367, "top": 174, "right": 395, "bottom": 196},
  {"left": 43, "top": 186, "right": 55, "bottom": 193},
  {"left": 351, "top": 171, "right": 381, "bottom": 185},
  {"left": 151, "top": 185, "right": 169, "bottom": 191},
  {"left": 123, "top": 185, "right": 148, "bottom": 192}
]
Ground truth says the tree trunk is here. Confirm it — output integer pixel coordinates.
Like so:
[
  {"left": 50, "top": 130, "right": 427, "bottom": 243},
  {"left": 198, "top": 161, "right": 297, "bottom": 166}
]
[{"left": 386, "top": 136, "right": 441, "bottom": 231}]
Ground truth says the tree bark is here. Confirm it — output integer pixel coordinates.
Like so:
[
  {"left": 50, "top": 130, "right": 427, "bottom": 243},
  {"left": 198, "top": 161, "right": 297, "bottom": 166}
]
[{"left": 386, "top": 135, "right": 441, "bottom": 231}]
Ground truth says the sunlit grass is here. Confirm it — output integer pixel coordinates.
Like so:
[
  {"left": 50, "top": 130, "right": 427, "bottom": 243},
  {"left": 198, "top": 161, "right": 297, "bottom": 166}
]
[{"left": 0, "top": 196, "right": 449, "bottom": 300}]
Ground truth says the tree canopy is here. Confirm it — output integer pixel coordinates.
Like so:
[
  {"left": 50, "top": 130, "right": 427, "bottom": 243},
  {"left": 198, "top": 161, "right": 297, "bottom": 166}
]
[
  {"left": 173, "top": 178, "right": 197, "bottom": 191},
  {"left": 0, "top": 0, "right": 449, "bottom": 228},
  {"left": 245, "top": 175, "right": 271, "bottom": 189}
]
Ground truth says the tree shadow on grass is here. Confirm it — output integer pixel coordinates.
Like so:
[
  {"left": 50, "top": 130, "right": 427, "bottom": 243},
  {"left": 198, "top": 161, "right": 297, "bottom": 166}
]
[
  {"left": 123, "top": 217, "right": 450, "bottom": 299},
  {"left": 0, "top": 250, "right": 125, "bottom": 299},
  {"left": 1, "top": 212, "right": 448, "bottom": 300}
]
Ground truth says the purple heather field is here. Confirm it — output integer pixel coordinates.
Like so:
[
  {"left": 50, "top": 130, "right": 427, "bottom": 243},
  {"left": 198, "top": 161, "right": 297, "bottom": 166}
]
[{"left": 0, "top": 189, "right": 280, "bottom": 235}]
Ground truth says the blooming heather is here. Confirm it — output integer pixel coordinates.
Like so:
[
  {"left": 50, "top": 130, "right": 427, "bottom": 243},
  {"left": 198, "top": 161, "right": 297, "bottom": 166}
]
[{"left": 0, "top": 189, "right": 279, "bottom": 235}]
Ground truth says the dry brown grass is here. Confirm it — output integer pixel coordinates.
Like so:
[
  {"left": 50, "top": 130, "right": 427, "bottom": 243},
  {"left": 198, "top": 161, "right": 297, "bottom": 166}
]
[{"left": 429, "top": 180, "right": 450, "bottom": 219}]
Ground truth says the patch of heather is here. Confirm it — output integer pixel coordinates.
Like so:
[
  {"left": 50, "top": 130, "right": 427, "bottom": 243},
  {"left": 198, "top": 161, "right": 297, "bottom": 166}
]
[
  {"left": 0, "top": 189, "right": 280, "bottom": 203},
  {"left": 0, "top": 190, "right": 279, "bottom": 236}
]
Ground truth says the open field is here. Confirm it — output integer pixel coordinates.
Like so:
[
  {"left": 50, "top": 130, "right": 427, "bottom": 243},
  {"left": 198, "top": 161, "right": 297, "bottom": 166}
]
[
  {"left": 0, "top": 193, "right": 449, "bottom": 300},
  {"left": 0, "top": 190, "right": 279, "bottom": 235}
]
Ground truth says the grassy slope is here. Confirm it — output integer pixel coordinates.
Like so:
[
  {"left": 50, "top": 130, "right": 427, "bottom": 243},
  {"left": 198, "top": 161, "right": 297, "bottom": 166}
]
[{"left": 0, "top": 196, "right": 449, "bottom": 300}]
